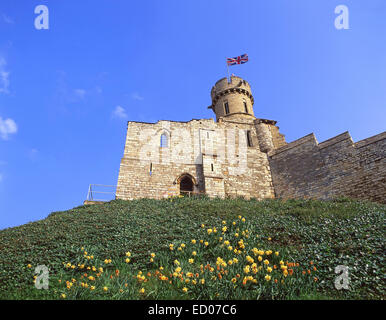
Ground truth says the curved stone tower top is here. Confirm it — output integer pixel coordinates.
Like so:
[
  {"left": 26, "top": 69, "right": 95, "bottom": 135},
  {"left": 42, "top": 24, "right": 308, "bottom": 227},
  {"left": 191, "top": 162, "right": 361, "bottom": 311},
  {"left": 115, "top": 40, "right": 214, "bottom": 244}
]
[{"left": 209, "top": 75, "right": 255, "bottom": 122}]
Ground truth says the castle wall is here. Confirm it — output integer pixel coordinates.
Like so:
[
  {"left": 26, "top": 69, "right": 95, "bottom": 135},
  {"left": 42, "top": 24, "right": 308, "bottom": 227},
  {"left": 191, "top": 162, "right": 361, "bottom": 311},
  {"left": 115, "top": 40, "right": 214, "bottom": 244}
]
[
  {"left": 269, "top": 131, "right": 386, "bottom": 203},
  {"left": 114, "top": 74, "right": 385, "bottom": 204},
  {"left": 116, "top": 117, "right": 276, "bottom": 200},
  {"left": 116, "top": 120, "right": 209, "bottom": 199}
]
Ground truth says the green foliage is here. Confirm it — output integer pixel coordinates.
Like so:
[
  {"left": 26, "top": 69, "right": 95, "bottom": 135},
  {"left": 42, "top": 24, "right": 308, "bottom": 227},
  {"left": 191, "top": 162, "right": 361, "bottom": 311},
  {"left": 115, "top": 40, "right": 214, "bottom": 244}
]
[{"left": 0, "top": 197, "right": 384, "bottom": 299}]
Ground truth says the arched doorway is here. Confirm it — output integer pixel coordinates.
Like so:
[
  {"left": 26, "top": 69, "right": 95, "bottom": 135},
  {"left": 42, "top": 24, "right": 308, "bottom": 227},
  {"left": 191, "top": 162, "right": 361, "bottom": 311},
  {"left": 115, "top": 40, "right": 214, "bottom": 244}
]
[{"left": 179, "top": 175, "right": 194, "bottom": 196}]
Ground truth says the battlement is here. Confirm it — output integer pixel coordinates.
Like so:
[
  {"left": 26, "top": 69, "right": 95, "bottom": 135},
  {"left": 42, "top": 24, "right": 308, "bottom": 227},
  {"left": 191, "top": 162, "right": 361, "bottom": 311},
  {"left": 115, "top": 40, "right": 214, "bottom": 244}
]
[
  {"left": 269, "top": 131, "right": 386, "bottom": 158},
  {"left": 269, "top": 130, "right": 386, "bottom": 203},
  {"left": 355, "top": 131, "right": 386, "bottom": 148},
  {"left": 210, "top": 76, "right": 253, "bottom": 100}
]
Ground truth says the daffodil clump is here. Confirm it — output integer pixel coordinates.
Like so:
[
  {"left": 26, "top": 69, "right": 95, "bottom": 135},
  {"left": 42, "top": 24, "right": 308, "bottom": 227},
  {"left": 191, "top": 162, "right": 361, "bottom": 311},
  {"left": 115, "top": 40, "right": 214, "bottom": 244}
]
[{"left": 55, "top": 216, "right": 319, "bottom": 300}]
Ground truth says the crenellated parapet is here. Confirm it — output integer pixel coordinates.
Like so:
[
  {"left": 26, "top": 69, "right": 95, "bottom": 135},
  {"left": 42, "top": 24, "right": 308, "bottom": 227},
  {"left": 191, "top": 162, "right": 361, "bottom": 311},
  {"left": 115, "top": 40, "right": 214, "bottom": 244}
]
[{"left": 269, "top": 130, "right": 386, "bottom": 203}]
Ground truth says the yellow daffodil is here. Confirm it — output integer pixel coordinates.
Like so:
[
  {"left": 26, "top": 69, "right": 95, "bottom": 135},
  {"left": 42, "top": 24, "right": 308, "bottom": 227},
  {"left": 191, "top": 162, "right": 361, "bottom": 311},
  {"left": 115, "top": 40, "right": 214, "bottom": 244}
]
[{"left": 246, "top": 256, "right": 254, "bottom": 264}]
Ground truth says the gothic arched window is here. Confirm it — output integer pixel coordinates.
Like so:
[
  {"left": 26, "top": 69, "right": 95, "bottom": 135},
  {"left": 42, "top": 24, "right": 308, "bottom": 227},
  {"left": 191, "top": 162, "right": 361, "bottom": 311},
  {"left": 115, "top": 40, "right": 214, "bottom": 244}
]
[{"left": 160, "top": 133, "right": 168, "bottom": 148}]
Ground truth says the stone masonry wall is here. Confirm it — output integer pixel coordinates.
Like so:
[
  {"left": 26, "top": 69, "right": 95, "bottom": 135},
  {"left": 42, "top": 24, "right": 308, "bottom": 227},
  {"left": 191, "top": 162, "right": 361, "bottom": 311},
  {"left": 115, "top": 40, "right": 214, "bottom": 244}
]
[
  {"left": 269, "top": 131, "right": 386, "bottom": 203},
  {"left": 116, "top": 117, "right": 276, "bottom": 200}
]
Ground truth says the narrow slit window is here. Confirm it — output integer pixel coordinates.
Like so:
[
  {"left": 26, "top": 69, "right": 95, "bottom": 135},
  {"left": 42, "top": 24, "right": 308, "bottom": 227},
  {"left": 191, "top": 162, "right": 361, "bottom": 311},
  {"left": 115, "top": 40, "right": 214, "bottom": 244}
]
[
  {"left": 160, "top": 133, "right": 168, "bottom": 147},
  {"left": 243, "top": 100, "right": 248, "bottom": 114},
  {"left": 150, "top": 162, "right": 153, "bottom": 175},
  {"left": 211, "top": 163, "right": 214, "bottom": 171},
  {"left": 224, "top": 101, "right": 229, "bottom": 114},
  {"left": 246, "top": 130, "right": 253, "bottom": 147}
]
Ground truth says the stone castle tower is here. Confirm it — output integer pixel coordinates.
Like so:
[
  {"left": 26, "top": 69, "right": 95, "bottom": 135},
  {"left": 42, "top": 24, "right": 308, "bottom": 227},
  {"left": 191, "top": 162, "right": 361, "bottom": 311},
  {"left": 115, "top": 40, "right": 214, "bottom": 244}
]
[
  {"left": 209, "top": 76, "right": 256, "bottom": 121},
  {"left": 115, "top": 75, "right": 386, "bottom": 203}
]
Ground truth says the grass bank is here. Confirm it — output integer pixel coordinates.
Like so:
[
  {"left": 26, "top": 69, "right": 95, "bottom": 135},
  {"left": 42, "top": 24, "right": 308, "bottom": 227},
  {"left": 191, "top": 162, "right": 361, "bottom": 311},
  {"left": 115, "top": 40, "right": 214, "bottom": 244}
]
[{"left": 0, "top": 197, "right": 384, "bottom": 299}]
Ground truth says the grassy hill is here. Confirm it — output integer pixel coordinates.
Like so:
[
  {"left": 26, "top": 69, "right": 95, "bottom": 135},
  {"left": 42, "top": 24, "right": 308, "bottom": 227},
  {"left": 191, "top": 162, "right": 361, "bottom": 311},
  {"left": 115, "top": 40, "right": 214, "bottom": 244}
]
[{"left": 0, "top": 197, "right": 385, "bottom": 300}]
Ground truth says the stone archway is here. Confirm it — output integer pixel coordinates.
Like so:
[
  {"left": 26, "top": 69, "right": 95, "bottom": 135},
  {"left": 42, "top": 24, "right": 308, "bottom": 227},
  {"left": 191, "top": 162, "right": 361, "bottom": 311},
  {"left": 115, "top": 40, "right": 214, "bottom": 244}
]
[
  {"left": 176, "top": 173, "right": 196, "bottom": 196},
  {"left": 180, "top": 176, "right": 193, "bottom": 194}
]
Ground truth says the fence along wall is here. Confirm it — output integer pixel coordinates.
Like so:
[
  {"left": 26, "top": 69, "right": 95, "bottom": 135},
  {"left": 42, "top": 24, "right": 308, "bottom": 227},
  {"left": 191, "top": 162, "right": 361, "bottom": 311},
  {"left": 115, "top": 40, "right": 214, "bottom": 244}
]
[{"left": 268, "top": 131, "right": 386, "bottom": 204}]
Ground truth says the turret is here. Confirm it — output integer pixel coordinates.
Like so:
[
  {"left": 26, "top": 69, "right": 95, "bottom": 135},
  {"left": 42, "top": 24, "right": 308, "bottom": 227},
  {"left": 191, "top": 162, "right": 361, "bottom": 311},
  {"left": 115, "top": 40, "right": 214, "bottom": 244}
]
[{"left": 208, "top": 75, "right": 255, "bottom": 122}]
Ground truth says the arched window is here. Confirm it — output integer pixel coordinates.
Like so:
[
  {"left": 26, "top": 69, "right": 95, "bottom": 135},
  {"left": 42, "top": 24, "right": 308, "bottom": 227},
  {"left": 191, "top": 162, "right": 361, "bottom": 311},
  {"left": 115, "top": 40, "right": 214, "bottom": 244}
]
[{"left": 160, "top": 133, "right": 168, "bottom": 147}]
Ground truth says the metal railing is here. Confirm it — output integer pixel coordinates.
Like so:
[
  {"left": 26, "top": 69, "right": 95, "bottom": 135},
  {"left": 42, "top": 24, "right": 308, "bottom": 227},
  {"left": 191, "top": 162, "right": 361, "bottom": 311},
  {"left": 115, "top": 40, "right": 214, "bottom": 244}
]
[
  {"left": 180, "top": 190, "right": 205, "bottom": 197},
  {"left": 86, "top": 184, "right": 117, "bottom": 202}
]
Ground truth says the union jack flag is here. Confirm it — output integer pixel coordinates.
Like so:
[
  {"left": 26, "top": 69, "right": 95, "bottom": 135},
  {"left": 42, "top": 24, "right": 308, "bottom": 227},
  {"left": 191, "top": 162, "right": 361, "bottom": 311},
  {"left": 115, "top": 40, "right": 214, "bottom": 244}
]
[{"left": 227, "top": 53, "right": 248, "bottom": 66}]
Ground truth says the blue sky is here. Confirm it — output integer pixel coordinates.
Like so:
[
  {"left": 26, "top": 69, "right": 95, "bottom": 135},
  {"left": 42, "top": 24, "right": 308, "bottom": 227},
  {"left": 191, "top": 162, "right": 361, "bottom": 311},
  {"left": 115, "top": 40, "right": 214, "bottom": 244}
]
[{"left": 0, "top": 0, "right": 385, "bottom": 229}]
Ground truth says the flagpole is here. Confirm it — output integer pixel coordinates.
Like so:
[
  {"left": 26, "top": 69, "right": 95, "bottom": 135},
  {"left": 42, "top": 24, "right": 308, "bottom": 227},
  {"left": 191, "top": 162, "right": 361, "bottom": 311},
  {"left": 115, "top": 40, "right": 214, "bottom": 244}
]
[{"left": 226, "top": 60, "right": 230, "bottom": 83}]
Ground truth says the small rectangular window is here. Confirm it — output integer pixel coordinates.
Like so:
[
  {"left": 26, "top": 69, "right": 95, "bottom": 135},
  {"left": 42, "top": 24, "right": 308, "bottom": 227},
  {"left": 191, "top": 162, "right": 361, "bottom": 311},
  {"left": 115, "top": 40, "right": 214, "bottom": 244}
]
[
  {"left": 246, "top": 131, "right": 253, "bottom": 147},
  {"left": 211, "top": 163, "right": 214, "bottom": 171},
  {"left": 224, "top": 101, "right": 229, "bottom": 114}
]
